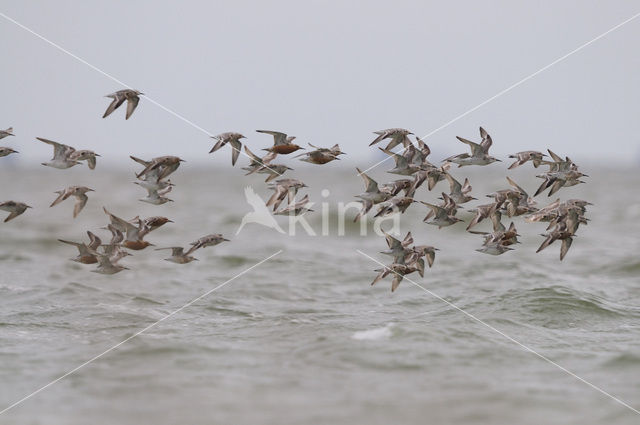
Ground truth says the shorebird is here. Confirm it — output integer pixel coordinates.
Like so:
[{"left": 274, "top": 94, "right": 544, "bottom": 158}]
[
  {"left": 466, "top": 202, "right": 501, "bottom": 231},
  {"left": 380, "top": 179, "right": 414, "bottom": 197},
  {"left": 237, "top": 186, "right": 285, "bottom": 234},
  {"left": 0, "top": 127, "right": 14, "bottom": 139},
  {"left": 257, "top": 130, "right": 304, "bottom": 154},
  {"left": 209, "top": 132, "right": 246, "bottom": 166},
  {"left": 50, "top": 186, "right": 94, "bottom": 218},
  {"left": 266, "top": 178, "right": 307, "bottom": 211},
  {"left": 379, "top": 148, "right": 421, "bottom": 175},
  {"left": 36, "top": 137, "right": 80, "bottom": 169},
  {"left": 102, "top": 89, "right": 143, "bottom": 120},
  {"left": 406, "top": 245, "right": 438, "bottom": 268},
  {"left": 503, "top": 177, "right": 537, "bottom": 216},
  {"left": 374, "top": 197, "right": 415, "bottom": 218},
  {"left": 411, "top": 162, "right": 451, "bottom": 192},
  {"left": 369, "top": 128, "right": 413, "bottom": 150},
  {"left": 0, "top": 201, "right": 31, "bottom": 222},
  {"left": 354, "top": 168, "right": 393, "bottom": 222},
  {"left": 132, "top": 216, "right": 173, "bottom": 234},
  {"left": 371, "top": 263, "right": 420, "bottom": 292},
  {"left": 69, "top": 150, "right": 100, "bottom": 170},
  {"left": 135, "top": 156, "right": 184, "bottom": 180},
  {"left": 379, "top": 232, "right": 434, "bottom": 274},
  {"left": 443, "top": 173, "right": 475, "bottom": 204},
  {"left": 130, "top": 156, "right": 174, "bottom": 191},
  {"left": 472, "top": 221, "right": 519, "bottom": 255},
  {"left": 242, "top": 145, "right": 278, "bottom": 173},
  {"left": 92, "top": 253, "right": 129, "bottom": 274},
  {"left": 412, "top": 136, "right": 432, "bottom": 166},
  {"left": 422, "top": 192, "right": 458, "bottom": 222},
  {"left": 536, "top": 222, "right": 575, "bottom": 261},
  {"left": 295, "top": 143, "right": 344, "bottom": 164},
  {"left": 156, "top": 247, "right": 199, "bottom": 264},
  {"left": 534, "top": 169, "right": 588, "bottom": 197},
  {"left": 275, "top": 194, "right": 313, "bottom": 216},
  {"left": 103, "top": 207, "right": 154, "bottom": 250},
  {"left": 380, "top": 231, "right": 413, "bottom": 263},
  {"left": 508, "top": 151, "right": 546, "bottom": 169},
  {"left": 443, "top": 127, "right": 501, "bottom": 167},
  {"left": 476, "top": 240, "right": 514, "bottom": 256},
  {"left": 249, "top": 162, "right": 292, "bottom": 182},
  {"left": 189, "top": 234, "right": 229, "bottom": 251},
  {"left": 533, "top": 149, "right": 588, "bottom": 196},
  {"left": 133, "top": 178, "right": 173, "bottom": 192},
  {"left": 58, "top": 231, "right": 102, "bottom": 264},
  {"left": 0, "top": 147, "right": 18, "bottom": 157},
  {"left": 420, "top": 196, "right": 463, "bottom": 229},
  {"left": 139, "top": 186, "right": 173, "bottom": 205}
]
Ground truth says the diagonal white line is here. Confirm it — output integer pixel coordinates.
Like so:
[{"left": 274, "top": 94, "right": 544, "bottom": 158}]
[
  {"left": 357, "top": 249, "right": 640, "bottom": 416},
  {"left": 0, "top": 11, "right": 282, "bottom": 175},
  {"left": 359, "top": 11, "right": 640, "bottom": 176},
  {"left": 0, "top": 250, "right": 282, "bottom": 416}
]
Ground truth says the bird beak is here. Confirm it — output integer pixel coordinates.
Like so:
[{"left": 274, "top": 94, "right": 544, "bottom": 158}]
[
  {"left": 167, "top": 219, "right": 174, "bottom": 223},
  {"left": 223, "top": 238, "right": 230, "bottom": 241},
  {"left": 95, "top": 154, "right": 101, "bottom": 157}
]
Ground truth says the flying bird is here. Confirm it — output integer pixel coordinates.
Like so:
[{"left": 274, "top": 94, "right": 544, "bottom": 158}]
[
  {"left": 103, "top": 89, "right": 143, "bottom": 119},
  {"left": 50, "top": 186, "right": 94, "bottom": 218}
]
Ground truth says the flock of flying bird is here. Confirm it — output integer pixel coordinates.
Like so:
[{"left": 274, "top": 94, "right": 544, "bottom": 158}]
[
  {"left": 355, "top": 127, "right": 591, "bottom": 292},
  {"left": 0, "top": 89, "right": 590, "bottom": 286},
  {"left": 0, "top": 89, "right": 345, "bottom": 273}
]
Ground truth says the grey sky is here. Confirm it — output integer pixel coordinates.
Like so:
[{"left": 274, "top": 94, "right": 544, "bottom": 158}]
[{"left": 1, "top": 1, "right": 639, "bottom": 165}]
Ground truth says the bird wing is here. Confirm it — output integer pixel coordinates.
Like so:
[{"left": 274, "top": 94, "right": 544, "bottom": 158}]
[
  {"left": 445, "top": 173, "right": 461, "bottom": 194},
  {"left": 209, "top": 138, "right": 226, "bottom": 153},
  {"left": 479, "top": 127, "right": 492, "bottom": 153},
  {"left": 125, "top": 96, "right": 139, "bottom": 119},
  {"left": 49, "top": 190, "right": 67, "bottom": 207},
  {"left": 37, "top": 137, "right": 74, "bottom": 160},
  {"left": 266, "top": 185, "right": 287, "bottom": 210},
  {"left": 560, "top": 237, "right": 573, "bottom": 261},
  {"left": 379, "top": 147, "right": 407, "bottom": 169},
  {"left": 229, "top": 139, "right": 242, "bottom": 166},
  {"left": 130, "top": 155, "right": 151, "bottom": 167},
  {"left": 87, "top": 231, "right": 102, "bottom": 250},
  {"left": 107, "top": 224, "right": 124, "bottom": 245},
  {"left": 506, "top": 176, "right": 528, "bottom": 198},
  {"left": 73, "top": 194, "right": 88, "bottom": 218},
  {"left": 391, "top": 274, "right": 404, "bottom": 292},
  {"left": 356, "top": 168, "right": 378, "bottom": 193},
  {"left": 257, "top": 130, "right": 288, "bottom": 146},
  {"left": 455, "top": 136, "right": 483, "bottom": 156},
  {"left": 383, "top": 231, "right": 402, "bottom": 250},
  {"left": 103, "top": 95, "right": 125, "bottom": 118},
  {"left": 87, "top": 155, "right": 97, "bottom": 170}
]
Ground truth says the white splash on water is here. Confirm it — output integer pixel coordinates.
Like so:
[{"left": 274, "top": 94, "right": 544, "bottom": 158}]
[{"left": 351, "top": 324, "right": 394, "bottom": 341}]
